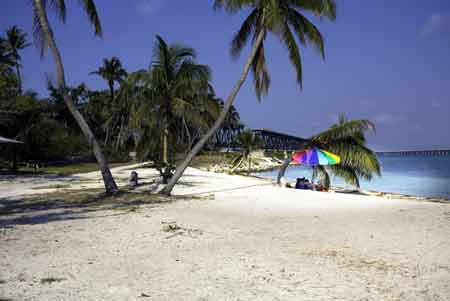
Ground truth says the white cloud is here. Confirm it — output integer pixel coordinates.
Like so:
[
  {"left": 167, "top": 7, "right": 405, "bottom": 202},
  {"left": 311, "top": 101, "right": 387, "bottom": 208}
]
[
  {"left": 419, "top": 12, "right": 450, "bottom": 38},
  {"left": 136, "top": 0, "right": 164, "bottom": 14},
  {"left": 359, "top": 99, "right": 371, "bottom": 106},
  {"left": 373, "top": 113, "right": 402, "bottom": 125},
  {"left": 431, "top": 100, "right": 441, "bottom": 108}
]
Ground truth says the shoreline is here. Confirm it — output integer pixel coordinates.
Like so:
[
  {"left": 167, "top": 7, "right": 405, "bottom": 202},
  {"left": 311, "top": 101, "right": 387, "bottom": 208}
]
[
  {"left": 0, "top": 161, "right": 448, "bottom": 204},
  {"left": 200, "top": 158, "right": 450, "bottom": 204}
]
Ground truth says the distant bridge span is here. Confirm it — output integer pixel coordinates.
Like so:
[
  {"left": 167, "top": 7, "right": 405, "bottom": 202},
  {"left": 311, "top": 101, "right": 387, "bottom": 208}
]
[
  {"left": 378, "top": 150, "right": 450, "bottom": 156},
  {"left": 252, "top": 129, "right": 309, "bottom": 151}
]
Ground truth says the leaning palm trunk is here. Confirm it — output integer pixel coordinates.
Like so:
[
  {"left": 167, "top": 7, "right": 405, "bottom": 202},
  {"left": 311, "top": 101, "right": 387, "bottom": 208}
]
[
  {"left": 277, "top": 158, "right": 291, "bottom": 185},
  {"left": 34, "top": 0, "right": 118, "bottom": 193},
  {"left": 161, "top": 30, "right": 266, "bottom": 195}
]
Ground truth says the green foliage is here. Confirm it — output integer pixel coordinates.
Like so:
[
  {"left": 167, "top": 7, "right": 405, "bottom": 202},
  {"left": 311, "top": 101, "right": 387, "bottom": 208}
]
[
  {"left": 1, "top": 23, "right": 243, "bottom": 171},
  {"left": 310, "top": 114, "right": 381, "bottom": 188},
  {"left": 214, "top": 0, "right": 336, "bottom": 99},
  {"left": 90, "top": 56, "right": 127, "bottom": 101},
  {"left": 133, "top": 35, "right": 215, "bottom": 163},
  {"left": 1, "top": 26, "right": 31, "bottom": 65},
  {"left": 32, "top": 0, "right": 102, "bottom": 57},
  {"left": 231, "top": 129, "right": 262, "bottom": 173}
]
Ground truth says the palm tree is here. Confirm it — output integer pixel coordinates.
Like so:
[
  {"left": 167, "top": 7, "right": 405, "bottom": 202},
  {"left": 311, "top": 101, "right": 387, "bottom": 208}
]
[
  {"left": 150, "top": 35, "right": 211, "bottom": 164},
  {"left": 276, "top": 114, "right": 380, "bottom": 188},
  {"left": 2, "top": 26, "right": 31, "bottom": 93},
  {"left": 90, "top": 57, "right": 127, "bottom": 149},
  {"left": 230, "top": 129, "right": 262, "bottom": 174},
  {"left": 90, "top": 56, "right": 127, "bottom": 103},
  {"left": 31, "top": 0, "right": 118, "bottom": 193},
  {"left": 309, "top": 114, "right": 381, "bottom": 189},
  {"left": 161, "top": 0, "right": 336, "bottom": 195},
  {"left": 0, "top": 39, "right": 14, "bottom": 66}
]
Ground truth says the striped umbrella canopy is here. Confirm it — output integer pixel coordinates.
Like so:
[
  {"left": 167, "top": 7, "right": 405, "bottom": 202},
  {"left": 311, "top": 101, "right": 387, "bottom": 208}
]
[{"left": 292, "top": 148, "right": 340, "bottom": 166}]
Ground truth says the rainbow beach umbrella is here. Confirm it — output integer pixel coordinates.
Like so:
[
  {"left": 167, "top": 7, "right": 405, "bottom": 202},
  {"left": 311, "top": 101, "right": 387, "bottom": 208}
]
[{"left": 292, "top": 148, "right": 340, "bottom": 166}]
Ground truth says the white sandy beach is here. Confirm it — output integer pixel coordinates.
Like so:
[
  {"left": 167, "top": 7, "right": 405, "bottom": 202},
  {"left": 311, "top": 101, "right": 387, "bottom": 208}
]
[{"left": 1, "top": 164, "right": 450, "bottom": 300}]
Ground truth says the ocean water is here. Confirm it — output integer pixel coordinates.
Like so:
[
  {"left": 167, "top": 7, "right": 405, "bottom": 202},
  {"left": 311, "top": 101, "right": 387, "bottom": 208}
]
[{"left": 255, "top": 154, "right": 450, "bottom": 199}]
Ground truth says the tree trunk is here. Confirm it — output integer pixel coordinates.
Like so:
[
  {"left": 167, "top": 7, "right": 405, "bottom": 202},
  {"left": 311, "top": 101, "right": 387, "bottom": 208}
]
[
  {"left": 115, "top": 116, "right": 125, "bottom": 151},
  {"left": 15, "top": 64, "right": 22, "bottom": 94},
  {"left": 182, "top": 117, "right": 192, "bottom": 152},
  {"left": 161, "top": 29, "right": 266, "bottom": 195},
  {"left": 162, "top": 122, "right": 169, "bottom": 164},
  {"left": 277, "top": 158, "right": 291, "bottom": 185},
  {"left": 108, "top": 80, "right": 114, "bottom": 103},
  {"left": 34, "top": 0, "right": 118, "bottom": 193}
]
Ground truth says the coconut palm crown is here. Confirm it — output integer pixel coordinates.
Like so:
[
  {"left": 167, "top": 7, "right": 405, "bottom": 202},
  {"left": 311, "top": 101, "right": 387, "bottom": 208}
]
[
  {"left": 90, "top": 56, "right": 127, "bottom": 103},
  {"left": 150, "top": 35, "right": 212, "bottom": 164},
  {"left": 214, "top": 0, "right": 336, "bottom": 98},
  {"left": 2, "top": 26, "right": 31, "bottom": 93}
]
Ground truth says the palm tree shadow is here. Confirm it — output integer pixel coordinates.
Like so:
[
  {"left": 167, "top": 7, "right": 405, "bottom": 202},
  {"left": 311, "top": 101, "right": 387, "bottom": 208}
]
[{"left": 0, "top": 190, "right": 174, "bottom": 228}]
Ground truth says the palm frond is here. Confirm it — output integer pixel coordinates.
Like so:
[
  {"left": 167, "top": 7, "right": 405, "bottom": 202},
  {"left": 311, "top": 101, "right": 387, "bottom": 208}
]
[
  {"left": 213, "top": 0, "right": 254, "bottom": 13},
  {"left": 77, "top": 0, "right": 102, "bottom": 37},
  {"left": 49, "top": 0, "right": 67, "bottom": 22},
  {"left": 312, "top": 119, "right": 375, "bottom": 143},
  {"left": 326, "top": 140, "right": 381, "bottom": 179},
  {"left": 329, "top": 164, "right": 360, "bottom": 188},
  {"left": 285, "top": 8, "right": 325, "bottom": 59},
  {"left": 251, "top": 41, "right": 271, "bottom": 99},
  {"left": 230, "top": 8, "right": 260, "bottom": 59},
  {"left": 280, "top": 23, "right": 303, "bottom": 88},
  {"left": 291, "top": 0, "right": 337, "bottom": 21}
]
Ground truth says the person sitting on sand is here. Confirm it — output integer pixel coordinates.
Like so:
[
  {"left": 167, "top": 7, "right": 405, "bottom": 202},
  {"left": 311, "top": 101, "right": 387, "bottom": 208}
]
[
  {"left": 295, "top": 177, "right": 303, "bottom": 189},
  {"left": 304, "top": 179, "right": 313, "bottom": 190},
  {"left": 129, "top": 171, "right": 139, "bottom": 187}
]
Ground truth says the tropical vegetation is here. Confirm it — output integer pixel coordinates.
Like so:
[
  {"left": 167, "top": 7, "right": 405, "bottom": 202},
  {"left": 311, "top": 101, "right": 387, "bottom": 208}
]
[
  {"left": 30, "top": 0, "right": 118, "bottom": 193},
  {"left": 276, "top": 114, "right": 381, "bottom": 189},
  {"left": 0, "top": 1, "right": 384, "bottom": 195},
  {"left": 0, "top": 26, "right": 240, "bottom": 185},
  {"left": 161, "top": 0, "right": 337, "bottom": 195},
  {"left": 310, "top": 114, "right": 381, "bottom": 189},
  {"left": 230, "top": 129, "right": 263, "bottom": 174}
]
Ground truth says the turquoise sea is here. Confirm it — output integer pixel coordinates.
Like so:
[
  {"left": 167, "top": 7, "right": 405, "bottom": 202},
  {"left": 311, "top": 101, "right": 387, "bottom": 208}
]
[{"left": 255, "top": 154, "right": 450, "bottom": 200}]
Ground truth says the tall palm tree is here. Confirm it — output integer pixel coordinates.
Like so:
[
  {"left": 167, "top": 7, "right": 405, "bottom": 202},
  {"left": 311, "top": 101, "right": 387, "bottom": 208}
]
[
  {"left": 90, "top": 57, "right": 127, "bottom": 148},
  {"left": 31, "top": 0, "right": 118, "bottom": 193},
  {"left": 2, "top": 26, "right": 31, "bottom": 93},
  {"left": 162, "top": 0, "right": 336, "bottom": 195},
  {"left": 150, "top": 35, "right": 211, "bottom": 164},
  {"left": 90, "top": 56, "right": 127, "bottom": 103}
]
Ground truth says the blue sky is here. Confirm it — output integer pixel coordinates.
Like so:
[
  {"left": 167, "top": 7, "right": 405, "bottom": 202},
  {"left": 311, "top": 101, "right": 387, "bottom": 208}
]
[{"left": 2, "top": 1, "right": 450, "bottom": 151}]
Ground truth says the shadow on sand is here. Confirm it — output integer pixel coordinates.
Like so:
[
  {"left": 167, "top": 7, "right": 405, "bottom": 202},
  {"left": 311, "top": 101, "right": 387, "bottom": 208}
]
[{"left": 0, "top": 190, "right": 177, "bottom": 228}]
